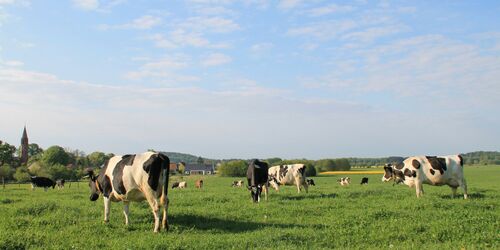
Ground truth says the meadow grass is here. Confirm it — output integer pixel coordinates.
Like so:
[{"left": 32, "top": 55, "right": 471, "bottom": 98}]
[{"left": 0, "top": 166, "right": 498, "bottom": 249}]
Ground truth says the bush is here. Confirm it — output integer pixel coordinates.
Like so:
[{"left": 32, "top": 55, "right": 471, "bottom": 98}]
[{"left": 218, "top": 160, "right": 248, "bottom": 177}]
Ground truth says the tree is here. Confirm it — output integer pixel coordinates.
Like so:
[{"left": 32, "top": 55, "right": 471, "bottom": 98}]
[
  {"left": 87, "top": 151, "right": 107, "bottom": 168},
  {"left": 266, "top": 157, "right": 282, "bottom": 165},
  {"left": 304, "top": 163, "right": 317, "bottom": 177},
  {"left": 13, "top": 166, "right": 31, "bottom": 183},
  {"left": 48, "top": 164, "right": 74, "bottom": 180},
  {"left": 218, "top": 160, "right": 248, "bottom": 177},
  {"left": 178, "top": 162, "right": 186, "bottom": 174},
  {"left": 197, "top": 156, "right": 204, "bottom": 164},
  {"left": 315, "top": 159, "right": 337, "bottom": 172},
  {"left": 41, "top": 146, "right": 70, "bottom": 166},
  {"left": 334, "top": 158, "right": 351, "bottom": 171},
  {"left": 0, "top": 164, "right": 13, "bottom": 188},
  {"left": 0, "top": 141, "right": 16, "bottom": 166}
]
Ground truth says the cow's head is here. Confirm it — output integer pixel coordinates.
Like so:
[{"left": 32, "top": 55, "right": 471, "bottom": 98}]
[
  {"left": 87, "top": 170, "right": 100, "bottom": 201},
  {"left": 250, "top": 185, "right": 262, "bottom": 203},
  {"left": 382, "top": 164, "right": 394, "bottom": 182}
]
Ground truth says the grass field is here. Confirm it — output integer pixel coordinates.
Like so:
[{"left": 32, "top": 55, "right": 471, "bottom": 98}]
[{"left": 0, "top": 166, "right": 498, "bottom": 249}]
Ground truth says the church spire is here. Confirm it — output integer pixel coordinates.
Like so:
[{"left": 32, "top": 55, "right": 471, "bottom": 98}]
[{"left": 20, "top": 125, "right": 29, "bottom": 165}]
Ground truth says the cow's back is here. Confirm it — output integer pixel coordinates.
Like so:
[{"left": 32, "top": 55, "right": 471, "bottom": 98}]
[{"left": 407, "top": 155, "right": 463, "bottom": 187}]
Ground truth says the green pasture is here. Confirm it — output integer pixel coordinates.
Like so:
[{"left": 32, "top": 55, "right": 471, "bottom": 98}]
[{"left": 0, "top": 166, "right": 498, "bottom": 249}]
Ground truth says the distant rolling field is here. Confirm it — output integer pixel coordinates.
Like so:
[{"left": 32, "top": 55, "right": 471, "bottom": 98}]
[{"left": 0, "top": 166, "right": 498, "bottom": 249}]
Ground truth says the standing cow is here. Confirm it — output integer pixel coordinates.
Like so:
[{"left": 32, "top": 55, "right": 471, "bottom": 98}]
[
  {"left": 195, "top": 179, "right": 203, "bottom": 189},
  {"left": 268, "top": 164, "right": 308, "bottom": 193},
  {"left": 247, "top": 159, "right": 269, "bottom": 203},
  {"left": 30, "top": 176, "right": 56, "bottom": 191},
  {"left": 56, "top": 179, "right": 65, "bottom": 189},
  {"left": 382, "top": 155, "right": 468, "bottom": 199},
  {"left": 88, "top": 152, "right": 170, "bottom": 232}
]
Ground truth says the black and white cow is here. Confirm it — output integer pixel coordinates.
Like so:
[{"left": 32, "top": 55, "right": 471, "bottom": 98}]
[
  {"left": 306, "top": 179, "right": 316, "bottom": 186},
  {"left": 30, "top": 176, "right": 56, "bottom": 191},
  {"left": 171, "top": 182, "right": 180, "bottom": 189},
  {"left": 247, "top": 159, "right": 269, "bottom": 203},
  {"left": 337, "top": 177, "right": 351, "bottom": 186},
  {"left": 56, "top": 179, "right": 65, "bottom": 189},
  {"left": 382, "top": 155, "right": 468, "bottom": 199},
  {"left": 268, "top": 164, "right": 308, "bottom": 193},
  {"left": 88, "top": 152, "right": 170, "bottom": 232},
  {"left": 360, "top": 177, "right": 369, "bottom": 185}
]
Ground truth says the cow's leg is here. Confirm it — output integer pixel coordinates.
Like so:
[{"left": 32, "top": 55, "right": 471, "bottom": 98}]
[
  {"left": 160, "top": 192, "right": 169, "bottom": 231},
  {"left": 263, "top": 183, "right": 268, "bottom": 201},
  {"left": 303, "top": 179, "right": 309, "bottom": 194},
  {"left": 460, "top": 178, "right": 468, "bottom": 199},
  {"left": 415, "top": 181, "right": 424, "bottom": 198},
  {"left": 31, "top": 184, "right": 35, "bottom": 190},
  {"left": 451, "top": 186, "right": 457, "bottom": 198},
  {"left": 123, "top": 201, "right": 130, "bottom": 226},
  {"left": 104, "top": 197, "right": 111, "bottom": 223},
  {"left": 145, "top": 193, "right": 161, "bottom": 232},
  {"left": 44, "top": 187, "right": 48, "bottom": 192}
]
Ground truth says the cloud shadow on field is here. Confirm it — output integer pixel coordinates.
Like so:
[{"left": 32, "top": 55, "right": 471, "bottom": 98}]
[
  {"left": 171, "top": 214, "right": 305, "bottom": 233},
  {"left": 277, "top": 193, "right": 337, "bottom": 201}
]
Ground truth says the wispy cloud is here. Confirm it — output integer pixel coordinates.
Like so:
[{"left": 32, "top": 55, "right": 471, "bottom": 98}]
[
  {"left": 306, "top": 4, "right": 354, "bottom": 17},
  {"left": 72, "top": 0, "right": 125, "bottom": 12},
  {"left": 278, "top": 0, "right": 302, "bottom": 10},
  {"left": 99, "top": 15, "right": 162, "bottom": 30},
  {"left": 72, "top": 0, "right": 99, "bottom": 11},
  {"left": 201, "top": 52, "right": 232, "bottom": 66},
  {"left": 180, "top": 16, "right": 240, "bottom": 33}
]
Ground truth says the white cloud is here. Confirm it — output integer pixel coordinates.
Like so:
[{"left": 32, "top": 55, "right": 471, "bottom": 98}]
[
  {"left": 100, "top": 15, "right": 162, "bottom": 30},
  {"left": 180, "top": 16, "right": 240, "bottom": 33},
  {"left": 287, "top": 20, "right": 357, "bottom": 40},
  {"left": 124, "top": 55, "right": 200, "bottom": 83},
  {"left": 341, "top": 24, "right": 409, "bottom": 43},
  {"left": 72, "top": 0, "right": 99, "bottom": 11},
  {"left": 147, "top": 30, "right": 230, "bottom": 49},
  {"left": 278, "top": 0, "right": 302, "bottom": 10},
  {"left": 1, "top": 60, "right": 23, "bottom": 67},
  {"left": 306, "top": 4, "right": 354, "bottom": 17},
  {"left": 250, "top": 42, "right": 274, "bottom": 53},
  {"left": 201, "top": 52, "right": 232, "bottom": 66}
]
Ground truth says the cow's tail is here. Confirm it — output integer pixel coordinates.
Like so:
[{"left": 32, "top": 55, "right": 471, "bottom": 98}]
[{"left": 160, "top": 153, "right": 170, "bottom": 205}]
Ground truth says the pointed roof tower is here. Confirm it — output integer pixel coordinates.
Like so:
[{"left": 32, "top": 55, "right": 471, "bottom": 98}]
[{"left": 20, "top": 125, "right": 29, "bottom": 165}]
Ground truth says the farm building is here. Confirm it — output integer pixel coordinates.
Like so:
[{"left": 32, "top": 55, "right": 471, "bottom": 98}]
[{"left": 184, "top": 164, "right": 215, "bottom": 175}]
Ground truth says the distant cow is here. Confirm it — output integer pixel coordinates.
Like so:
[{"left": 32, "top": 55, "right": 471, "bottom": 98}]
[
  {"left": 30, "top": 176, "right": 56, "bottom": 191},
  {"left": 231, "top": 180, "right": 244, "bottom": 187},
  {"left": 56, "top": 179, "right": 65, "bottom": 189},
  {"left": 268, "top": 164, "right": 308, "bottom": 193},
  {"left": 338, "top": 177, "right": 351, "bottom": 186},
  {"left": 195, "top": 179, "right": 203, "bottom": 189},
  {"left": 87, "top": 152, "right": 170, "bottom": 232},
  {"left": 247, "top": 159, "right": 269, "bottom": 202},
  {"left": 383, "top": 155, "right": 468, "bottom": 199},
  {"left": 306, "top": 179, "right": 316, "bottom": 186},
  {"left": 171, "top": 182, "right": 180, "bottom": 189},
  {"left": 360, "top": 177, "right": 369, "bottom": 185},
  {"left": 178, "top": 181, "right": 187, "bottom": 189}
]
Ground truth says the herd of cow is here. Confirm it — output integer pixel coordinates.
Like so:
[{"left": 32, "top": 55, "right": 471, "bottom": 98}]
[{"left": 28, "top": 152, "right": 468, "bottom": 232}]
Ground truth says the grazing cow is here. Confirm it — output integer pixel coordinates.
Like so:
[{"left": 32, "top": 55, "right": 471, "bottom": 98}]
[
  {"left": 171, "top": 182, "right": 180, "bottom": 189},
  {"left": 231, "top": 180, "right": 244, "bottom": 187},
  {"left": 306, "top": 179, "right": 316, "bottom": 186},
  {"left": 268, "top": 164, "right": 308, "bottom": 193},
  {"left": 88, "top": 152, "right": 170, "bottom": 232},
  {"left": 360, "top": 177, "right": 369, "bottom": 185},
  {"left": 337, "top": 177, "right": 351, "bottom": 186},
  {"left": 247, "top": 159, "right": 269, "bottom": 202},
  {"left": 382, "top": 155, "right": 468, "bottom": 199},
  {"left": 56, "top": 179, "right": 65, "bottom": 189},
  {"left": 195, "top": 179, "right": 203, "bottom": 189},
  {"left": 178, "top": 181, "right": 187, "bottom": 189},
  {"left": 30, "top": 176, "right": 56, "bottom": 191}
]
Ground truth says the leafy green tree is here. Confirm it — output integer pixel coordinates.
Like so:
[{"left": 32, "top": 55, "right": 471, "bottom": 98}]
[
  {"left": 334, "top": 158, "right": 351, "bottom": 171},
  {"left": 218, "top": 160, "right": 248, "bottom": 177},
  {"left": 48, "top": 164, "right": 75, "bottom": 180},
  {"left": 266, "top": 157, "right": 282, "bottom": 165},
  {"left": 304, "top": 163, "right": 317, "bottom": 177},
  {"left": 41, "top": 146, "right": 70, "bottom": 166},
  {"left": 13, "top": 166, "right": 31, "bottom": 183},
  {"left": 178, "top": 162, "right": 186, "bottom": 174},
  {"left": 315, "top": 159, "right": 337, "bottom": 172},
  {"left": 0, "top": 164, "right": 13, "bottom": 188},
  {"left": 0, "top": 141, "right": 16, "bottom": 166},
  {"left": 87, "top": 151, "right": 107, "bottom": 168}
]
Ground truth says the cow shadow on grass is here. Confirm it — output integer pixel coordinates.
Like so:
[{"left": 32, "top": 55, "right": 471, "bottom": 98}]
[
  {"left": 439, "top": 192, "right": 486, "bottom": 199},
  {"left": 171, "top": 214, "right": 306, "bottom": 233},
  {"left": 276, "top": 193, "right": 337, "bottom": 201}
]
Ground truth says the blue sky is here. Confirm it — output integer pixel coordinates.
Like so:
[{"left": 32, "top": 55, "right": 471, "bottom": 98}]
[{"left": 1, "top": 0, "right": 499, "bottom": 159}]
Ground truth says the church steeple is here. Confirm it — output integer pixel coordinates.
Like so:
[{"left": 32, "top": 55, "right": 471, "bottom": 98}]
[{"left": 20, "top": 126, "right": 29, "bottom": 165}]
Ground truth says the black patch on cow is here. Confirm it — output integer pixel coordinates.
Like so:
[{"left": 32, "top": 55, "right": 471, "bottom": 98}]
[
  {"left": 298, "top": 165, "right": 306, "bottom": 176},
  {"left": 393, "top": 170, "right": 405, "bottom": 182},
  {"left": 430, "top": 169, "right": 435, "bottom": 175},
  {"left": 279, "top": 165, "right": 289, "bottom": 179},
  {"left": 395, "top": 162, "right": 405, "bottom": 170},
  {"left": 97, "top": 160, "right": 112, "bottom": 198},
  {"left": 383, "top": 166, "right": 393, "bottom": 179},
  {"left": 412, "top": 159, "right": 420, "bottom": 169},
  {"left": 426, "top": 156, "right": 447, "bottom": 175},
  {"left": 112, "top": 154, "right": 135, "bottom": 195},
  {"left": 458, "top": 155, "right": 464, "bottom": 167},
  {"left": 143, "top": 153, "right": 169, "bottom": 191},
  {"left": 404, "top": 169, "right": 417, "bottom": 178}
]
